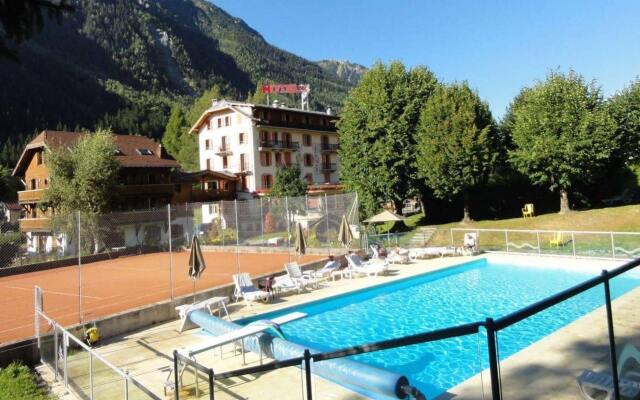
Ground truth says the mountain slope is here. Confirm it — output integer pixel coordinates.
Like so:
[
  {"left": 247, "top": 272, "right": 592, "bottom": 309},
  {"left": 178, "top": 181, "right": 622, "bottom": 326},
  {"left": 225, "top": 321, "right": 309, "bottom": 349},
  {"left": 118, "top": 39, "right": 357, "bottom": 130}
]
[
  {"left": 0, "top": 0, "right": 355, "bottom": 165},
  {"left": 317, "top": 59, "right": 368, "bottom": 84}
]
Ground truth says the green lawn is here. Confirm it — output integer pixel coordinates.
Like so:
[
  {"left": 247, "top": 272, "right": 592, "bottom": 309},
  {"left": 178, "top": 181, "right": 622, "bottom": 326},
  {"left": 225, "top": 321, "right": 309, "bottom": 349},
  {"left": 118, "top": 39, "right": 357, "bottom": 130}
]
[{"left": 0, "top": 363, "right": 51, "bottom": 400}]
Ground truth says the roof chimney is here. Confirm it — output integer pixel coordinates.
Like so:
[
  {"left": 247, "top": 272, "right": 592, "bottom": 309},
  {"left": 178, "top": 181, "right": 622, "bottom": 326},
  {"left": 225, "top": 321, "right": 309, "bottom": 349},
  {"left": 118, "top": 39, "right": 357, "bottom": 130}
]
[
  {"left": 211, "top": 99, "right": 219, "bottom": 107},
  {"left": 273, "top": 99, "right": 279, "bottom": 108},
  {"left": 326, "top": 107, "right": 332, "bottom": 115}
]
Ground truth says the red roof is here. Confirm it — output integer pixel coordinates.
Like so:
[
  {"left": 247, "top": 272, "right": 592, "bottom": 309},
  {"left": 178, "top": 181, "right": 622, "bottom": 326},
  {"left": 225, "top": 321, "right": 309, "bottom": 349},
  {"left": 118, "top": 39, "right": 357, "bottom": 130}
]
[{"left": 13, "top": 131, "right": 180, "bottom": 176}]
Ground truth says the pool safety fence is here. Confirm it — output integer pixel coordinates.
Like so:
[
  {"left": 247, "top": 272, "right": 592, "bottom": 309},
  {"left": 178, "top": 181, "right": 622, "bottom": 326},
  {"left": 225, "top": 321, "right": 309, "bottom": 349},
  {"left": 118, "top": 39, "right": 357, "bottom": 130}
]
[
  {"left": 172, "top": 256, "right": 640, "bottom": 400},
  {"left": 0, "top": 192, "right": 359, "bottom": 344},
  {"left": 366, "top": 228, "right": 640, "bottom": 260},
  {"left": 34, "top": 287, "right": 159, "bottom": 400}
]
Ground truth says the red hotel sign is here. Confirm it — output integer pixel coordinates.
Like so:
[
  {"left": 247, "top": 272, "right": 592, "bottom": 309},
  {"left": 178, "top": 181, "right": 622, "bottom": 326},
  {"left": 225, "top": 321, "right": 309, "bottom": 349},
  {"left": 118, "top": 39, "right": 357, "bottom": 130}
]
[{"left": 261, "top": 84, "right": 310, "bottom": 94}]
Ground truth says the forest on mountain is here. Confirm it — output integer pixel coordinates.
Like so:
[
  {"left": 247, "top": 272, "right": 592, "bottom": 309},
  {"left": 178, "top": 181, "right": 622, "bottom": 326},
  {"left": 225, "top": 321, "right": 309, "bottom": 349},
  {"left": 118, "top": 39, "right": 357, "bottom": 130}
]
[{"left": 0, "top": 0, "right": 355, "bottom": 173}]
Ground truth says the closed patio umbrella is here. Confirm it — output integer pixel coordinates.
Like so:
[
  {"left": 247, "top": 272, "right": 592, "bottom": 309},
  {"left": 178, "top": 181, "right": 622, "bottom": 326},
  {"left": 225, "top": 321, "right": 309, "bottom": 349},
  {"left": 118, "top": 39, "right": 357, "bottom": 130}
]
[
  {"left": 188, "top": 235, "right": 206, "bottom": 301},
  {"left": 338, "top": 215, "right": 353, "bottom": 248},
  {"left": 294, "top": 222, "right": 307, "bottom": 256}
]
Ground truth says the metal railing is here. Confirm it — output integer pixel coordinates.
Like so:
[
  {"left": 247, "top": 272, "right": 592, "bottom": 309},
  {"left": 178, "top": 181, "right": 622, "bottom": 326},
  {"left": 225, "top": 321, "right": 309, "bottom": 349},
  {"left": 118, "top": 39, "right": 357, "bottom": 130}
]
[
  {"left": 34, "top": 287, "right": 159, "bottom": 400},
  {"left": 172, "top": 256, "right": 640, "bottom": 400}
]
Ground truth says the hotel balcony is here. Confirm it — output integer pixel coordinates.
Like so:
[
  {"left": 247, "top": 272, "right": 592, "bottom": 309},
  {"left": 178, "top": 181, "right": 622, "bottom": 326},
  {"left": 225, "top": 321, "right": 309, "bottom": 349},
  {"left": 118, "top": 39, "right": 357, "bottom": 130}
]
[
  {"left": 19, "top": 218, "right": 50, "bottom": 232},
  {"left": 117, "top": 183, "right": 176, "bottom": 196},
  {"left": 215, "top": 146, "right": 233, "bottom": 156},
  {"left": 320, "top": 143, "right": 340, "bottom": 152},
  {"left": 320, "top": 163, "right": 337, "bottom": 172},
  {"left": 18, "top": 189, "right": 46, "bottom": 204},
  {"left": 190, "top": 188, "right": 235, "bottom": 202},
  {"left": 258, "top": 140, "right": 300, "bottom": 151}
]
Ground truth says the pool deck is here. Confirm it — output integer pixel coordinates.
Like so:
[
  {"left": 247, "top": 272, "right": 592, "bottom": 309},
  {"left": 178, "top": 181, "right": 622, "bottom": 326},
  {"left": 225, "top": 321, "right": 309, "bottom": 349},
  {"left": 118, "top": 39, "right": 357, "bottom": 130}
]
[{"left": 42, "top": 254, "right": 640, "bottom": 400}]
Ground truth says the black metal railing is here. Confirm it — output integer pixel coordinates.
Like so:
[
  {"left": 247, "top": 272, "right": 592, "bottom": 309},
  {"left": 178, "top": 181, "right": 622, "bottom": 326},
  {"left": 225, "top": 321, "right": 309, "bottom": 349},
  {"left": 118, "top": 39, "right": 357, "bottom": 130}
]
[
  {"left": 320, "top": 143, "right": 340, "bottom": 152},
  {"left": 173, "top": 256, "right": 640, "bottom": 400},
  {"left": 259, "top": 140, "right": 300, "bottom": 150},
  {"left": 320, "top": 162, "right": 337, "bottom": 171}
]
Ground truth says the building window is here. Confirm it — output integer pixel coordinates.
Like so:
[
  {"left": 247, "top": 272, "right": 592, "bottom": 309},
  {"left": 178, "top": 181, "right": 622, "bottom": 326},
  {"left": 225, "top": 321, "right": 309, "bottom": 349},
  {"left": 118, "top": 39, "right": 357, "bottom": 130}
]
[
  {"left": 281, "top": 113, "right": 287, "bottom": 122},
  {"left": 284, "top": 132, "right": 291, "bottom": 145},
  {"left": 305, "top": 116, "right": 310, "bottom": 125},
  {"left": 205, "top": 139, "right": 210, "bottom": 150},
  {"left": 217, "top": 118, "right": 222, "bottom": 128},
  {"left": 206, "top": 159, "right": 211, "bottom": 170},
  {"left": 270, "top": 131, "right": 278, "bottom": 143},
  {"left": 262, "top": 174, "right": 273, "bottom": 189},
  {"left": 260, "top": 131, "right": 268, "bottom": 145},
  {"left": 303, "top": 134, "right": 311, "bottom": 146},
  {"left": 304, "top": 154, "right": 313, "bottom": 167},
  {"left": 221, "top": 136, "right": 227, "bottom": 150},
  {"left": 239, "top": 132, "right": 245, "bottom": 144},
  {"left": 275, "top": 152, "right": 282, "bottom": 166},
  {"left": 136, "top": 148, "right": 153, "bottom": 155},
  {"left": 304, "top": 173, "right": 313, "bottom": 184},
  {"left": 241, "top": 176, "right": 248, "bottom": 190},
  {"left": 222, "top": 156, "right": 228, "bottom": 169},
  {"left": 36, "top": 151, "right": 43, "bottom": 165},
  {"left": 260, "top": 151, "right": 272, "bottom": 166},
  {"left": 30, "top": 179, "right": 36, "bottom": 190},
  {"left": 240, "top": 153, "right": 246, "bottom": 171},
  {"left": 225, "top": 116, "right": 230, "bottom": 126},
  {"left": 324, "top": 172, "right": 331, "bottom": 183}
]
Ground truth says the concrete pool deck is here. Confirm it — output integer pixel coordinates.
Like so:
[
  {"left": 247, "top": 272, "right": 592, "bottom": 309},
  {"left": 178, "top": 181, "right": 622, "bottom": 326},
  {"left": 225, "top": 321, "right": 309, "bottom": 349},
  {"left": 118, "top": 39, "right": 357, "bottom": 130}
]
[{"left": 44, "top": 254, "right": 639, "bottom": 399}]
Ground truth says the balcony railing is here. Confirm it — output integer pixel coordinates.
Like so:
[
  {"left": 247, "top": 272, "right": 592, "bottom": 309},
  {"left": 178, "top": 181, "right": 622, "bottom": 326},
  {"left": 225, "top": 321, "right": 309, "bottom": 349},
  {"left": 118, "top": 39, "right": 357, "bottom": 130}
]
[
  {"left": 117, "top": 183, "right": 176, "bottom": 196},
  {"left": 215, "top": 146, "right": 233, "bottom": 156},
  {"left": 191, "top": 188, "right": 235, "bottom": 202},
  {"left": 320, "top": 163, "right": 337, "bottom": 171},
  {"left": 320, "top": 143, "right": 340, "bottom": 152},
  {"left": 19, "top": 218, "right": 50, "bottom": 232},
  {"left": 258, "top": 140, "right": 300, "bottom": 151},
  {"left": 18, "top": 189, "right": 46, "bottom": 204}
]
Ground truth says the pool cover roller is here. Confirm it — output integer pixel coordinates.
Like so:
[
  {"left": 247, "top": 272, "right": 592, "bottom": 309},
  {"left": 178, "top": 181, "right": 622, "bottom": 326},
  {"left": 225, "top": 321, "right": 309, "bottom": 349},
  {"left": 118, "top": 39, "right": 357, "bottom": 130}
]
[{"left": 189, "top": 310, "right": 410, "bottom": 399}]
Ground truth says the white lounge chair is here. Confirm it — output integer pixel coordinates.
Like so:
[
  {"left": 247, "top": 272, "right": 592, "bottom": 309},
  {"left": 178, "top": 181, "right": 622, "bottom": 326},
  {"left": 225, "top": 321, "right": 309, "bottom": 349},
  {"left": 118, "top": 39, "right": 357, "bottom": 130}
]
[
  {"left": 272, "top": 275, "right": 300, "bottom": 295},
  {"left": 285, "top": 262, "right": 317, "bottom": 289},
  {"left": 175, "top": 296, "right": 229, "bottom": 332},
  {"left": 310, "top": 260, "right": 340, "bottom": 281},
  {"left": 577, "top": 343, "right": 640, "bottom": 400},
  {"left": 346, "top": 254, "right": 388, "bottom": 277},
  {"left": 387, "top": 248, "right": 410, "bottom": 264},
  {"left": 370, "top": 245, "right": 384, "bottom": 259},
  {"left": 233, "top": 273, "right": 270, "bottom": 306}
]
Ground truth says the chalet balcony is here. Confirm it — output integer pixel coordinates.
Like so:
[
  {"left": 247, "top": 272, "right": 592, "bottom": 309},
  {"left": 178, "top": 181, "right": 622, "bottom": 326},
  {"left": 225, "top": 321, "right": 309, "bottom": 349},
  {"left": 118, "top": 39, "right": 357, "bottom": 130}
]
[
  {"left": 190, "top": 188, "right": 235, "bottom": 202},
  {"left": 215, "top": 145, "right": 233, "bottom": 156},
  {"left": 117, "top": 183, "right": 176, "bottom": 196},
  {"left": 320, "top": 163, "right": 337, "bottom": 172},
  {"left": 320, "top": 143, "right": 340, "bottom": 152},
  {"left": 19, "top": 218, "right": 50, "bottom": 232},
  {"left": 18, "top": 189, "right": 46, "bottom": 204},
  {"left": 258, "top": 140, "right": 300, "bottom": 151}
]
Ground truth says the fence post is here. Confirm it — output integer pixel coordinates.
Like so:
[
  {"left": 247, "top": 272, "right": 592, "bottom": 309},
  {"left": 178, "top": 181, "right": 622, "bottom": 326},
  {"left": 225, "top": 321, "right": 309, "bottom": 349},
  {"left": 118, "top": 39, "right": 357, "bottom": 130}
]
[
  {"left": 173, "top": 351, "right": 179, "bottom": 400},
  {"left": 124, "top": 374, "right": 129, "bottom": 400},
  {"left": 285, "top": 196, "right": 291, "bottom": 262},
  {"left": 324, "top": 193, "right": 330, "bottom": 256},
  {"left": 234, "top": 200, "right": 240, "bottom": 274},
  {"left": 54, "top": 326, "right": 59, "bottom": 380},
  {"left": 602, "top": 270, "right": 620, "bottom": 400},
  {"left": 89, "top": 353, "right": 94, "bottom": 399},
  {"left": 168, "top": 204, "right": 173, "bottom": 300},
  {"left": 77, "top": 211, "right": 82, "bottom": 323},
  {"left": 536, "top": 231, "right": 541, "bottom": 256},
  {"left": 260, "top": 197, "right": 264, "bottom": 244},
  {"left": 304, "top": 349, "right": 313, "bottom": 400},
  {"left": 208, "top": 369, "right": 215, "bottom": 400},
  {"left": 63, "top": 331, "right": 68, "bottom": 389},
  {"left": 505, "top": 231, "right": 509, "bottom": 254},
  {"left": 34, "top": 286, "right": 42, "bottom": 350},
  {"left": 485, "top": 318, "right": 501, "bottom": 400},
  {"left": 611, "top": 232, "right": 616, "bottom": 260}
]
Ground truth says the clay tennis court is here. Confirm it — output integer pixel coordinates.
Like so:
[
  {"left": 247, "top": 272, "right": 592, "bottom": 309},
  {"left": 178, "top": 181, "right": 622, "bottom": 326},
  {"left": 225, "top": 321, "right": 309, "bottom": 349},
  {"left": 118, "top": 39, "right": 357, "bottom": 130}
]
[{"left": 0, "top": 250, "right": 325, "bottom": 344}]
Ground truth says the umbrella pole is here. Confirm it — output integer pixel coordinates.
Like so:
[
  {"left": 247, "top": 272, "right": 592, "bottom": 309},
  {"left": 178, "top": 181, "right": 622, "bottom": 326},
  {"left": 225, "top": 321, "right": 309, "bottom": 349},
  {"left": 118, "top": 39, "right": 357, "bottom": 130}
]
[{"left": 192, "top": 279, "right": 196, "bottom": 304}]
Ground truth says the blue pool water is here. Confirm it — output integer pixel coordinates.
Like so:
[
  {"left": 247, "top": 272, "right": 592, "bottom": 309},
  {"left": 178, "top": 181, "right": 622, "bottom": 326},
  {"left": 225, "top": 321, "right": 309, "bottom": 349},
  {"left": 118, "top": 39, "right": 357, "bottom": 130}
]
[{"left": 238, "top": 259, "right": 640, "bottom": 399}]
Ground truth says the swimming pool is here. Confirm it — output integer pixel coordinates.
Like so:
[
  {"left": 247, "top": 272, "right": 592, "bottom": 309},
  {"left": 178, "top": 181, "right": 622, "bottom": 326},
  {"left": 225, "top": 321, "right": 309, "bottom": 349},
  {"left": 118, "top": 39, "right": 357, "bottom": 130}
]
[{"left": 238, "top": 258, "right": 640, "bottom": 399}]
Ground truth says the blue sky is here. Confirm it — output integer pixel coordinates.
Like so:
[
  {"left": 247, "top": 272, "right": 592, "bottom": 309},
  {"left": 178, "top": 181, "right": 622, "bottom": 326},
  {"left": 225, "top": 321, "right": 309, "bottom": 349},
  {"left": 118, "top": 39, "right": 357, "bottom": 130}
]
[{"left": 212, "top": 0, "right": 640, "bottom": 118}]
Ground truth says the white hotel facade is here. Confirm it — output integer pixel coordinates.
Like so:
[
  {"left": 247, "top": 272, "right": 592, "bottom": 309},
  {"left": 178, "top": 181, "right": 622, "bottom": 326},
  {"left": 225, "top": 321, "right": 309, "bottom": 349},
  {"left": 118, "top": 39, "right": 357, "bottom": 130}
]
[{"left": 189, "top": 99, "right": 342, "bottom": 198}]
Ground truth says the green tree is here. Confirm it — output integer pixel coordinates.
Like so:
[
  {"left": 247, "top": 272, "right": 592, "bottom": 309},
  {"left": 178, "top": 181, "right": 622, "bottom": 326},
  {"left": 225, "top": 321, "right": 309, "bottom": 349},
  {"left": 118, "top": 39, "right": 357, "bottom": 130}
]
[
  {"left": 0, "top": 165, "right": 19, "bottom": 201},
  {"left": 337, "top": 62, "right": 438, "bottom": 217},
  {"left": 46, "top": 129, "right": 120, "bottom": 253},
  {"left": 270, "top": 166, "right": 307, "bottom": 197},
  {"left": 162, "top": 105, "right": 188, "bottom": 158},
  {"left": 507, "top": 71, "right": 617, "bottom": 213},
  {"left": 608, "top": 79, "right": 640, "bottom": 164},
  {"left": 415, "top": 82, "right": 497, "bottom": 222}
]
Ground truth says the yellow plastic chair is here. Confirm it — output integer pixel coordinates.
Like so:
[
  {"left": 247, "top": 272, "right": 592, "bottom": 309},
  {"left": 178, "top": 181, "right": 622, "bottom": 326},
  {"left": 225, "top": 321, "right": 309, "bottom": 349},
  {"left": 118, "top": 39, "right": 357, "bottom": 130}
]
[
  {"left": 549, "top": 232, "right": 564, "bottom": 248},
  {"left": 522, "top": 203, "right": 534, "bottom": 218}
]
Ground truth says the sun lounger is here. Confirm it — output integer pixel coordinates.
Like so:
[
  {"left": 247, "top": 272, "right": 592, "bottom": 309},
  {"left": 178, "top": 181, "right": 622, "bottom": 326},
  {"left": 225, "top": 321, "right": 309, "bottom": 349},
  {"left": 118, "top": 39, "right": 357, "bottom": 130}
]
[
  {"left": 310, "top": 260, "right": 339, "bottom": 280},
  {"left": 175, "top": 296, "right": 229, "bottom": 332},
  {"left": 285, "top": 262, "right": 317, "bottom": 289},
  {"left": 577, "top": 343, "right": 640, "bottom": 399},
  {"left": 233, "top": 273, "right": 270, "bottom": 306},
  {"left": 346, "top": 253, "right": 388, "bottom": 277},
  {"left": 387, "top": 248, "right": 410, "bottom": 264},
  {"left": 272, "top": 275, "right": 300, "bottom": 295}
]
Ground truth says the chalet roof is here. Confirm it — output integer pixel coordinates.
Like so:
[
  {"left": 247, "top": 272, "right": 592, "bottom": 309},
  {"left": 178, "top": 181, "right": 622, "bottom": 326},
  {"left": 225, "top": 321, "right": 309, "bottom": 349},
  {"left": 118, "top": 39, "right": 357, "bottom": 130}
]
[
  {"left": 189, "top": 99, "right": 338, "bottom": 134},
  {"left": 1, "top": 201, "right": 20, "bottom": 211},
  {"left": 12, "top": 131, "right": 180, "bottom": 176}
]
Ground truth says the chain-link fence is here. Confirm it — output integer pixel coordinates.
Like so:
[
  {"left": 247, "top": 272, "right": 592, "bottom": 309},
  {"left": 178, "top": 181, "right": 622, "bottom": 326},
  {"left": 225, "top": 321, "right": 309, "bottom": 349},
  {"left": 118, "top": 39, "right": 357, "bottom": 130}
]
[{"left": 0, "top": 192, "right": 359, "bottom": 344}]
